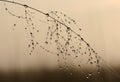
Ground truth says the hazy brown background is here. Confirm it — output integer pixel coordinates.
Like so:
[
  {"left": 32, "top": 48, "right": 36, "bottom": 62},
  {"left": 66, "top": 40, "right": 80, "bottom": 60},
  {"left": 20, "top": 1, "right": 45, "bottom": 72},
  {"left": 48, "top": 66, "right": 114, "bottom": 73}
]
[{"left": 0, "top": 0, "right": 120, "bottom": 71}]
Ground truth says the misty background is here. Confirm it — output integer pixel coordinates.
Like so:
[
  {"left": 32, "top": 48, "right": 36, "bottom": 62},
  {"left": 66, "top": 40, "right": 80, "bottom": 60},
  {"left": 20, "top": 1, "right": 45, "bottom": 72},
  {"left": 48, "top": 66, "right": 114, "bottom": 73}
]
[{"left": 0, "top": 0, "right": 120, "bottom": 72}]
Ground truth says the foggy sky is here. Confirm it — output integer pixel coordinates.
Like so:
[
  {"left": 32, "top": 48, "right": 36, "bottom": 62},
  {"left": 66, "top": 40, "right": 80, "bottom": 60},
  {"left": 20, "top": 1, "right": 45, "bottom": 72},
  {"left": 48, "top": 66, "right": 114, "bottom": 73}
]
[{"left": 0, "top": 0, "right": 120, "bottom": 71}]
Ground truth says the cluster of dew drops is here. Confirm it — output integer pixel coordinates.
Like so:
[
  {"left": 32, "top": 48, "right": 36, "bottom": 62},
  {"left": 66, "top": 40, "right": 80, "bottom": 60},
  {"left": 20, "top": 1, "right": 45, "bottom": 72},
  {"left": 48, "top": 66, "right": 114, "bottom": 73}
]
[{"left": 2, "top": 2, "right": 102, "bottom": 79}]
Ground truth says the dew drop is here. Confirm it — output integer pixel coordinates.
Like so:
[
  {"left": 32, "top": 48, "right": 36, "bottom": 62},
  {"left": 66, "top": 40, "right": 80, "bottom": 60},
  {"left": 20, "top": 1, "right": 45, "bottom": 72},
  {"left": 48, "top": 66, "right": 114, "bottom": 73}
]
[
  {"left": 97, "top": 71, "right": 100, "bottom": 74},
  {"left": 14, "top": 24, "right": 16, "bottom": 27},
  {"left": 88, "top": 73, "right": 92, "bottom": 76},
  {"left": 28, "top": 44, "right": 30, "bottom": 48},
  {"left": 57, "top": 54, "right": 59, "bottom": 56},
  {"left": 86, "top": 76, "right": 89, "bottom": 79},
  {"left": 37, "top": 30, "right": 39, "bottom": 32},
  {"left": 5, "top": 8, "right": 8, "bottom": 10},
  {"left": 70, "top": 73, "right": 73, "bottom": 76}
]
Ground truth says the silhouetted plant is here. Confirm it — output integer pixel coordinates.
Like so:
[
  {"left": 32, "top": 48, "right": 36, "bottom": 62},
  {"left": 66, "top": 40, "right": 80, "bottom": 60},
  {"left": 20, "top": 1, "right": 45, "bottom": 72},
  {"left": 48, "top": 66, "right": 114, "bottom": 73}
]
[{"left": 0, "top": 0, "right": 104, "bottom": 79}]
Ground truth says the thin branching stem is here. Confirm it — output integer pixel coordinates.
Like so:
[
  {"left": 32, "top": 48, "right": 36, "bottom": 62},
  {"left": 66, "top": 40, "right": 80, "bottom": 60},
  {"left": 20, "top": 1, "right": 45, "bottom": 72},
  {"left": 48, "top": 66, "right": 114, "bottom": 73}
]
[{"left": 0, "top": 0, "right": 97, "bottom": 56}]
